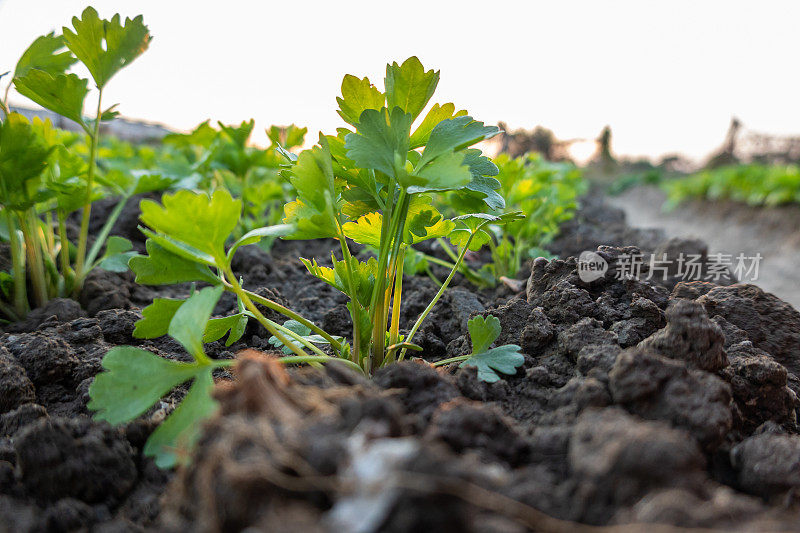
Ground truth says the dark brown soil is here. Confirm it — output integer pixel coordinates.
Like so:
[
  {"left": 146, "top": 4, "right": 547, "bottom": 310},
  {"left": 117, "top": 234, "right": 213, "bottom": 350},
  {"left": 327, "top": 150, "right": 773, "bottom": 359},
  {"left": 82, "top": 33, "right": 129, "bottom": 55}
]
[{"left": 1, "top": 194, "right": 799, "bottom": 532}]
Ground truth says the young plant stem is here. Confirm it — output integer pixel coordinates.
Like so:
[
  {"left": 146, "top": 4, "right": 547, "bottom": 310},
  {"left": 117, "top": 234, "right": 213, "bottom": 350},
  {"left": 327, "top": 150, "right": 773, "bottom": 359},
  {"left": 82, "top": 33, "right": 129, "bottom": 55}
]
[
  {"left": 221, "top": 265, "right": 309, "bottom": 359},
  {"left": 367, "top": 189, "right": 396, "bottom": 369},
  {"left": 0, "top": 83, "right": 10, "bottom": 116},
  {"left": 429, "top": 239, "right": 488, "bottom": 286},
  {"left": 385, "top": 246, "right": 405, "bottom": 364},
  {"left": 436, "top": 237, "right": 460, "bottom": 263},
  {"left": 44, "top": 212, "right": 55, "bottom": 254},
  {"left": 334, "top": 220, "right": 362, "bottom": 366},
  {"left": 424, "top": 265, "right": 442, "bottom": 287},
  {"left": 84, "top": 195, "right": 130, "bottom": 269},
  {"left": 275, "top": 354, "right": 365, "bottom": 375},
  {"left": 57, "top": 210, "right": 71, "bottom": 292},
  {"left": 268, "top": 318, "right": 328, "bottom": 357},
  {"left": 372, "top": 189, "right": 409, "bottom": 368},
  {"left": 398, "top": 231, "right": 477, "bottom": 362},
  {"left": 73, "top": 89, "right": 103, "bottom": 296},
  {"left": 418, "top": 251, "right": 485, "bottom": 283},
  {"left": 0, "top": 299, "right": 19, "bottom": 321},
  {"left": 431, "top": 354, "right": 471, "bottom": 367},
  {"left": 19, "top": 210, "right": 48, "bottom": 307},
  {"left": 242, "top": 287, "right": 343, "bottom": 352},
  {"left": 4, "top": 209, "right": 27, "bottom": 316}
]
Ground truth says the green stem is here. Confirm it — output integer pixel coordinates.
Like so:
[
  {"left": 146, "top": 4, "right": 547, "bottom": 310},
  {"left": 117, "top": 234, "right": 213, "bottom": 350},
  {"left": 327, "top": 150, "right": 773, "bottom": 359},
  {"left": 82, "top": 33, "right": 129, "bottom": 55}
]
[
  {"left": 19, "top": 210, "right": 48, "bottom": 308},
  {"left": 74, "top": 89, "right": 103, "bottom": 296},
  {"left": 385, "top": 246, "right": 405, "bottom": 365},
  {"left": 268, "top": 317, "right": 328, "bottom": 358},
  {"left": 4, "top": 209, "right": 26, "bottom": 316},
  {"left": 424, "top": 265, "right": 443, "bottom": 287},
  {"left": 419, "top": 251, "right": 485, "bottom": 281},
  {"left": 241, "top": 288, "right": 342, "bottom": 352},
  {"left": 1, "top": 82, "right": 10, "bottom": 116},
  {"left": 437, "top": 237, "right": 460, "bottom": 263},
  {"left": 0, "top": 298, "right": 19, "bottom": 321},
  {"left": 367, "top": 190, "right": 396, "bottom": 358},
  {"left": 44, "top": 212, "right": 55, "bottom": 254},
  {"left": 222, "top": 265, "right": 309, "bottom": 359},
  {"left": 275, "top": 354, "right": 365, "bottom": 375},
  {"left": 84, "top": 195, "right": 130, "bottom": 270},
  {"left": 431, "top": 354, "right": 471, "bottom": 367},
  {"left": 399, "top": 231, "right": 476, "bottom": 362},
  {"left": 372, "top": 189, "right": 409, "bottom": 368},
  {"left": 57, "top": 210, "right": 71, "bottom": 295},
  {"left": 334, "top": 220, "right": 362, "bottom": 366}
]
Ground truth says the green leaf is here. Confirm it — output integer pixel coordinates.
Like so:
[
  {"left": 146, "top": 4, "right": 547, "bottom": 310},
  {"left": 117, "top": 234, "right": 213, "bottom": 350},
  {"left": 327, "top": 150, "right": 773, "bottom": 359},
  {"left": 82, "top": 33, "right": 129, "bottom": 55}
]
[
  {"left": 282, "top": 199, "right": 339, "bottom": 240},
  {"left": 407, "top": 150, "right": 471, "bottom": 193},
  {"left": 129, "top": 240, "right": 220, "bottom": 286},
  {"left": 467, "top": 315, "right": 500, "bottom": 353},
  {"left": 268, "top": 319, "right": 311, "bottom": 354},
  {"left": 139, "top": 227, "right": 216, "bottom": 266},
  {"left": 459, "top": 345, "right": 525, "bottom": 383},
  {"left": 88, "top": 346, "right": 203, "bottom": 425},
  {"left": 219, "top": 119, "right": 254, "bottom": 148},
  {"left": 0, "top": 113, "right": 52, "bottom": 210},
  {"left": 461, "top": 149, "right": 505, "bottom": 210},
  {"left": 14, "top": 71, "right": 88, "bottom": 126},
  {"left": 404, "top": 197, "right": 455, "bottom": 244},
  {"left": 140, "top": 189, "right": 241, "bottom": 260},
  {"left": 62, "top": 7, "right": 151, "bottom": 89},
  {"left": 98, "top": 235, "right": 137, "bottom": 272},
  {"left": 384, "top": 57, "right": 439, "bottom": 120},
  {"left": 282, "top": 138, "right": 340, "bottom": 239},
  {"left": 227, "top": 223, "right": 296, "bottom": 260},
  {"left": 448, "top": 211, "right": 524, "bottom": 251},
  {"left": 459, "top": 314, "right": 524, "bottom": 383},
  {"left": 286, "top": 137, "right": 335, "bottom": 211},
  {"left": 168, "top": 286, "right": 223, "bottom": 360},
  {"left": 143, "top": 368, "right": 216, "bottom": 469},
  {"left": 133, "top": 297, "right": 185, "bottom": 339},
  {"left": 14, "top": 32, "right": 77, "bottom": 78},
  {"left": 345, "top": 107, "right": 413, "bottom": 178},
  {"left": 301, "top": 255, "right": 377, "bottom": 308},
  {"left": 418, "top": 116, "right": 500, "bottom": 168},
  {"left": 204, "top": 313, "right": 248, "bottom": 346},
  {"left": 409, "top": 103, "right": 467, "bottom": 148},
  {"left": 163, "top": 120, "right": 218, "bottom": 149},
  {"left": 267, "top": 124, "right": 308, "bottom": 150},
  {"left": 336, "top": 75, "right": 385, "bottom": 126}
]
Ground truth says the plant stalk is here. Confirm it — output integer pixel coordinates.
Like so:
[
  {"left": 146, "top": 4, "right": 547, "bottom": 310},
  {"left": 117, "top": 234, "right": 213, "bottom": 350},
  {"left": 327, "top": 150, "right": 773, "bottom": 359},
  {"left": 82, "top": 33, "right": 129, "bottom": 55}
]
[
  {"left": 73, "top": 89, "right": 103, "bottom": 296},
  {"left": 241, "top": 289, "right": 342, "bottom": 352},
  {"left": 57, "top": 210, "right": 71, "bottom": 294},
  {"left": 19, "top": 210, "right": 48, "bottom": 307},
  {"left": 222, "top": 265, "right": 309, "bottom": 359},
  {"left": 4, "top": 209, "right": 27, "bottom": 316},
  {"left": 275, "top": 355, "right": 365, "bottom": 375},
  {"left": 399, "top": 231, "right": 476, "bottom": 362}
]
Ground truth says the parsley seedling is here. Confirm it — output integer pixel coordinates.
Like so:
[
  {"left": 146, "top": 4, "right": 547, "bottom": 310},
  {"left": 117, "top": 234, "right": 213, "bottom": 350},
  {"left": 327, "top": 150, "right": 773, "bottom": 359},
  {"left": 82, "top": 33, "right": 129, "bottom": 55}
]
[{"left": 0, "top": 7, "right": 154, "bottom": 318}]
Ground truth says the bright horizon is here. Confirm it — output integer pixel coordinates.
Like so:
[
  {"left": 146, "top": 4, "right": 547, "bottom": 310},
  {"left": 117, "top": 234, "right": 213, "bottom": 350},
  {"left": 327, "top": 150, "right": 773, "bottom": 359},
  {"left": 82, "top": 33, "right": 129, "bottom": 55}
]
[{"left": 2, "top": 0, "right": 799, "bottom": 163}]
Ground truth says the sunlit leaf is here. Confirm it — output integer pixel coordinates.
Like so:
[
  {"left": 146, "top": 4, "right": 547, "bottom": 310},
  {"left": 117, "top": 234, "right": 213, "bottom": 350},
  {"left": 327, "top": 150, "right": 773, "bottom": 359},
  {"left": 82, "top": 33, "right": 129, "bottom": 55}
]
[
  {"left": 336, "top": 75, "right": 385, "bottom": 126},
  {"left": 62, "top": 7, "right": 151, "bottom": 89},
  {"left": 14, "top": 32, "right": 76, "bottom": 78},
  {"left": 384, "top": 56, "right": 439, "bottom": 120}
]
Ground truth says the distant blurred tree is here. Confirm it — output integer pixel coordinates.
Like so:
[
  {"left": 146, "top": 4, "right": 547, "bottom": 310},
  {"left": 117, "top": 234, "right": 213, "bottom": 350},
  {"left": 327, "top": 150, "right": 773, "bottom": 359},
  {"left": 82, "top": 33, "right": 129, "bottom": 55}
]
[
  {"left": 706, "top": 117, "right": 741, "bottom": 169},
  {"left": 591, "top": 125, "right": 618, "bottom": 174},
  {"left": 497, "top": 122, "right": 574, "bottom": 161}
]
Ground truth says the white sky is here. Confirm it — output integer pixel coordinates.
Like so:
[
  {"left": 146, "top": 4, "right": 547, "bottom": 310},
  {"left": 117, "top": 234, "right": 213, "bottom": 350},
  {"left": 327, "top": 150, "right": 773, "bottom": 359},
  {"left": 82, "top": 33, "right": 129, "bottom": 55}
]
[{"left": 2, "top": 0, "right": 799, "bottom": 162}]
